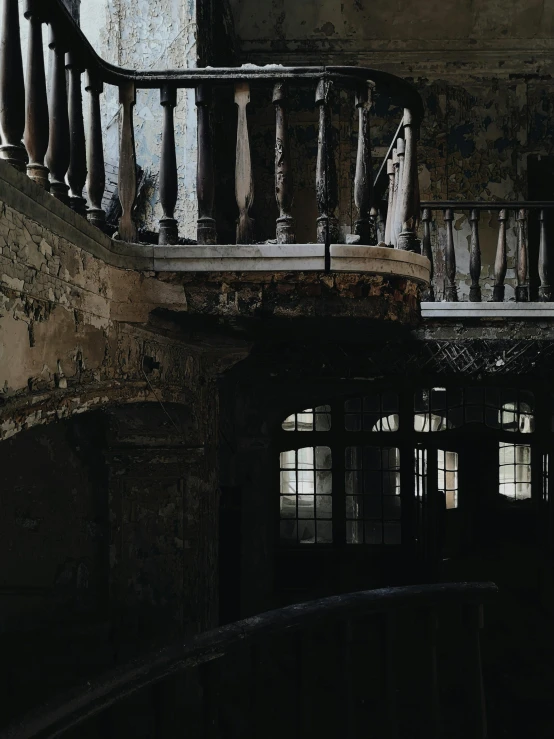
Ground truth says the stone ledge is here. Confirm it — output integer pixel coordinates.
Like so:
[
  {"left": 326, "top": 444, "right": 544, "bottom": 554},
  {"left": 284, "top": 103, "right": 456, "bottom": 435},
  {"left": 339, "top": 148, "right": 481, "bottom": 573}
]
[
  {"left": 330, "top": 245, "right": 430, "bottom": 284},
  {"left": 422, "top": 302, "right": 554, "bottom": 319}
]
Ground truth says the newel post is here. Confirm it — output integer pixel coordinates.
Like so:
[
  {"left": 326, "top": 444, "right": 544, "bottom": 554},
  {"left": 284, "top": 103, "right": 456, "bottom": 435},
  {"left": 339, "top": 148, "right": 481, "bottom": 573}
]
[
  {"left": 66, "top": 51, "right": 88, "bottom": 216},
  {"left": 23, "top": 0, "right": 49, "bottom": 187},
  {"left": 196, "top": 84, "right": 217, "bottom": 245},
  {"left": 354, "top": 83, "right": 372, "bottom": 245},
  {"left": 45, "top": 21, "right": 70, "bottom": 203},
  {"left": 85, "top": 70, "right": 106, "bottom": 230},
  {"left": 118, "top": 80, "right": 137, "bottom": 243},
  {"left": 159, "top": 83, "right": 178, "bottom": 245},
  {"left": 0, "top": 0, "right": 27, "bottom": 171},
  {"left": 396, "top": 108, "right": 420, "bottom": 253},
  {"left": 315, "top": 78, "right": 339, "bottom": 244},
  {"left": 273, "top": 82, "right": 295, "bottom": 244}
]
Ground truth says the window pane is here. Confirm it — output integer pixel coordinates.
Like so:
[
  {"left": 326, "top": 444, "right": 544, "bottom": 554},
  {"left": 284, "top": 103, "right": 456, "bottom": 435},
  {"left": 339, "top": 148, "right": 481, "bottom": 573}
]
[
  {"left": 316, "top": 470, "right": 332, "bottom": 495},
  {"left": 315, "top": 446, "right": 332, "bottom": 470},
  {"left": 298, "top": 520, "right": 316, "bottom": 544},
  {"left": 316, "top": 495, "right": 332, "bottom": 518},
  {"left": 297, "top": 495, "right": 314, "bottom": 518},
  {"left": 499, "top": 443, "right": 531, "bottom": 500},
  {"left": 346, "top": 521, "right": 363, "bottom": 544},
  {"left": 280, "top": 495, "right": 296, "bottom": 518},
  {"left": 316, "top": 521, "right": 333, "bottom": 543},
  {"left": 280, "top": 520, "right": 297, "bottom": 542}
]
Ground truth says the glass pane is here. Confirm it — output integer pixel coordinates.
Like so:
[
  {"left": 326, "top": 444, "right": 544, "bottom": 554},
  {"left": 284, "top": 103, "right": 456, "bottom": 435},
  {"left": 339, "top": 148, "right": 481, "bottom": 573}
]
[
  {"left": 297, "top": 447, "right": 314, "bottom": 469},
  {"left": 297, "top": 495, "right": 314, "bottom": 518},
  {"left": 346, "top": 521, "right": 363, "bottom": 544},
  {"left": 345, "top": 398, "right": 362, "bottom": 413},
  {"left": 315, "top": 411, "right": 332, "bottom": 431},
  {"left": 316, "top": 470, "right": 332, "bottom": 495},
  {"left": 316, "top": 521, "right": 332, "bottom": 543},
  {"left": 280, "top": 469, "right": 296, "bottom": 495},
  {"left": 346, "top": 496, "right": 362, "bottom": 519},
  {"left": 282, "top": 414, "right": 296, "bottom": 431},
  {"left": 315, "top": 446, "right": 332, "bottom": 470},
  {"left": 346, "top": 471, "right": 360, "bottom": 496},
  {"left": 298, "top": 520, "right": 316, "bottom": 544},
  {"left": 316, "top": 495, "right": 332, "bottom": 518},
  {"left": 364, "top": 497, "right": 383, "bottom": 518},
  {"left": 315, "top": 405, "right": 331, "bottom": 413},
  {"left": 296, "top": 411, "right": 314, "bottom": 431},
  {"left": 345, "top": 414, "right": 361, "bottom": 431},
  {"left": 280, "top": 450, "right": 297, "bottom": 470},
  {"left": 383, "top": 496, "right": 402, "bottom": 519},
  {"left": 365, "top": 521, "right": 382, "bottom": 544},
  {"left": 280, "top": 495, "right": 297, "bottom": 518},
  {"left": 345, "top": 447, "right": 361, "bottom": 470}
]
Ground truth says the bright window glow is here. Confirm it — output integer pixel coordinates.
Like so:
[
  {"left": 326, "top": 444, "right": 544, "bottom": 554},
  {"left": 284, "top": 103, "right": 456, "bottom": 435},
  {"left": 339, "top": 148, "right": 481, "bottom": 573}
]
[
  {"left": 438, "top": 450, "right": 458, "bottom": 509},
  {"left": 499, "top": 443, "right": 531, "bottom": 500}
]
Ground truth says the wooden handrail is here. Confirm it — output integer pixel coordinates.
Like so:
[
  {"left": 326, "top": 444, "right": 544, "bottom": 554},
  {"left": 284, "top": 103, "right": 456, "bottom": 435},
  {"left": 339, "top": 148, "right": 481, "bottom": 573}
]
[{"left": 0, "top": 582, "right": 497, "bottom": 739}]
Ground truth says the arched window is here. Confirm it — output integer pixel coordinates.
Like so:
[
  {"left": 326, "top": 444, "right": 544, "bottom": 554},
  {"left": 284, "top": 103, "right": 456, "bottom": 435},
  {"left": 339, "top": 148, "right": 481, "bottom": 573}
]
[{"left": 277, "top": 386, "right": 547, "bottom": 548}]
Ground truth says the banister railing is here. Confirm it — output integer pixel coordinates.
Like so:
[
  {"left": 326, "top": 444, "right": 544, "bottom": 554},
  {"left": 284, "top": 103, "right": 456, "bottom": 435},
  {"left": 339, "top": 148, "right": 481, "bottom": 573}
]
[
  {"left": 419, "top": 201, "right": 554, "bottom": 303},
  {"left": 0, "top": 582, "right": 497, "bottom": 739},
  {"left": 0, "top": 0, "right": 424, "bottom": 250}
]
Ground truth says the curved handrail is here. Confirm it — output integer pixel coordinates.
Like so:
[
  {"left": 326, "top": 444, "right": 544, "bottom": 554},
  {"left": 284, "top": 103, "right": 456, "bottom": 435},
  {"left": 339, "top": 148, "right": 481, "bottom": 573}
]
[
  {"left": 0, "top": 582, "right": 497, "bottom": 739},
  {"left": 41, "top": 0, "right": 423, "bottom": 117}
]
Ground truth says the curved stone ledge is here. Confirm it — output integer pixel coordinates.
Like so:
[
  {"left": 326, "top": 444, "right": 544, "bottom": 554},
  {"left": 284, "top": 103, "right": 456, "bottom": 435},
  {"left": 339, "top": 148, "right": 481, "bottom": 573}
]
[{"left": 330, "top": 245, "right": 430, "bottom": 284}]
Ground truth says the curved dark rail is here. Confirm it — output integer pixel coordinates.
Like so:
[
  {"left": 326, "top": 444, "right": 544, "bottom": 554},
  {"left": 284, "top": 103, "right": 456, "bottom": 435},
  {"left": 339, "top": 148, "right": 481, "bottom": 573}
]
[
  {"left": 0, "top": 582, "right": 497, "bottom": 739},
  {"left": 0, "top": 0, "right": 424, "bottom": 250}
]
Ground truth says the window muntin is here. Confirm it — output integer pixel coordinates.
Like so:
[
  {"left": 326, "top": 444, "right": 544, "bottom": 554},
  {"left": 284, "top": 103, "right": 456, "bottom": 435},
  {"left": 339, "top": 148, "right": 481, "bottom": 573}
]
[
  {"left": 345, "top": 446, "right": 401, "bottom": 545},
  {"left": 345, "top": 393, "right": 399, "bottom": 432},
  {"left": 282, "top": 406, "right": 331, "bottom": 432},
  {"left": 499, "top": 443, "right": 531, "bottom": 500},
  {"left": 415, "top": 388, "right": 535, "bottom": 433},
  {"left": 279, "top": 447, "right": 332, "bottom": 544},
  {"left": 438, "top": 450, "right": 459, "bottom": 509}
]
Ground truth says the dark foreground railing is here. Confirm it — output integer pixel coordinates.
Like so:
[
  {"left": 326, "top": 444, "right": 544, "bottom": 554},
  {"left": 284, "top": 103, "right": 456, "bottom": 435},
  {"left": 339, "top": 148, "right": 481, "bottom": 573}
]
[
  {"left": 0, "top": 582, "right": 497, "bottom": 739},
  {"left": 0, "top": 0, "right": 423, "bottom": 250}
]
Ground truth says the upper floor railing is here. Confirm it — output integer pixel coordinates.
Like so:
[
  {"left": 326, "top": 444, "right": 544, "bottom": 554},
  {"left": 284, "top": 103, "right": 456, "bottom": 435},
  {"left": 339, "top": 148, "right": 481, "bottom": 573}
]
[
  {"left": 0, "top": 0, "right": 423, "bottom": 250},
  {"left": 0, "top": 582, "right": 497, "bottom": 739}
]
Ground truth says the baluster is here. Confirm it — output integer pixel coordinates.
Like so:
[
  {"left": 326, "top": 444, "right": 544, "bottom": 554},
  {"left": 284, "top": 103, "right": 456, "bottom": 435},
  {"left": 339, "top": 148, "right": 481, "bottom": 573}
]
[
  {"left": 354, "top": 83, "right": 372, "bottom": 245},
  {"left": 444, "top": 208, "right": 458, "bottom": 301},
  {"left": 421, "top": 208, "right": 435, "bottom": 301},
  {"left": 196, "top": 84, "right": 217, "bottom": 245},
  {"left": 493, "top": 208, "right": 508, "bottom": 302},
  {"left": 159, "top": 84, "right": 178, "bottom": 245},
  {"left": 235, "top": 82, "right": 254, "bottom": 244},
  {"left": 389, "top": 149, "right": 399, "bottom": 247},
  {"left": 85, "top": 71, "right": 106, "bottom": 230},
  {"left": 516, "top": 208, "right": 529, "bottom": 301},
  {"left": 393, "top": 137, "right": 405, "bottom": 246},
  {"left": 273, "top": 82, "right": 295, "bottom": 244},
  {"left": 397, "top": 109, "right": 420, "bottom": 252},
  {"left": 539, "top": 209, "right": 551, "bottom": 301},
  {"left": 469, "top": 209, "right": 482, "bottom": 302},
  {"left": 463, "top": 604, "right": 488, "bottom": 739},
  {"left": 45, "top": 22, "right": 70, "bottom": 203},
  {"left": 384, "top": 614, "right": 399, "bottom": 739},
  {"left": 118, "top": 80, "right": 137, "bottom": 243},
  {"left": 384, "top": 157, "right": 395, "bottom": 247},
  {"left": 315, "top": 78, "right": 339, "bottom": 244},
  {"left": 66, "top": 52, "right": 87, "bottom": 216},
  {"left": 23, "top": 0, "right": 49, "bottom": 187},
  {"left": 0, "top": 0, "right": 26, "bottom": 171}
]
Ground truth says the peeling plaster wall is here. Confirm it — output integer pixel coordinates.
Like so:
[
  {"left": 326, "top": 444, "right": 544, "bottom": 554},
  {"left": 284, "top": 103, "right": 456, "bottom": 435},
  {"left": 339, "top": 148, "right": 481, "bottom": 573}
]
[{"left": 226, "top": 0, "right": 554, "bottom": 299}]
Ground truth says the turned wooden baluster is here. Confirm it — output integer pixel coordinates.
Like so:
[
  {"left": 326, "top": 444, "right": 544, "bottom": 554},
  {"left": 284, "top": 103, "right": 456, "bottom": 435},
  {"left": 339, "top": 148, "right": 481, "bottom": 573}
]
[
  {"left": 118, "top": 80, "right": 137, "bottom": 242},
  {"left": 85, "top": 71, "right": 106, "bottom": 230},
  {"left": 384, "top": 157, "right": 395, "bottom": 246},
  {"left": 421, "top": 208, "right": 435, "bottom": 301},
  {"left": 374, "top": 206, "right": 384, "bottom": 245},
  {"left": 393, "top": 137, "right": 405, "bottom": 246},
  {"left": 23, "top": 0, "right": 49, "bottom": 187},
  {"left": 159, "top": 84, "right": 178, "bottom": 245},
  {"left": 45, "top": 22, "right": 70, "bottom": 203},
  {"left": 354, "top": 83, "right": 372, "bottom": 245},
  {"left": 539, "top": 209, "right": 551, "bottom": 301},
  {"left": 493, "top": 209, "right": 508, "bottom": 302},
  {"left": 469, "top": 209, "right": 482, "bottom": 302},
  {"left": 516, "top": 208, "right": 529, "bottom": 302},
  {"left": 66, "top": 52, "right": 87, "bottom": 216},
  {"left": 397, "top": 108, "right": 420, "bottom": 252},
  {"left": 196, "top": 84, "right": 217, "bottom": 245},
  {"left": 315, "top": 78, "right": 339, "bottom": 244},
  {"left": 273, "top": 82, "right": 295, "bottom": 244},
  {"left": 0, "top": 0, "right": 26, "bottom": 171},
  {"left": 389, "top": 149, "right": 400, "bottom": 247},
  {"left": 444, "top": 208, "right": 458, "bottom": 301},
  {"left": 235, "top": 82, "right": 255, "bottom": 244}
]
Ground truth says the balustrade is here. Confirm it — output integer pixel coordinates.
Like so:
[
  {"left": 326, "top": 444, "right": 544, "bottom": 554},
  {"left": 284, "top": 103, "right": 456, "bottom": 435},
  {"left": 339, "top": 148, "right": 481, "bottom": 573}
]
[
  {"left": 0, "top": 0, "right": 423, "bottom": 251},
  {"left": 418, "top": 202, "right": 554, "bottom": 303}
]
